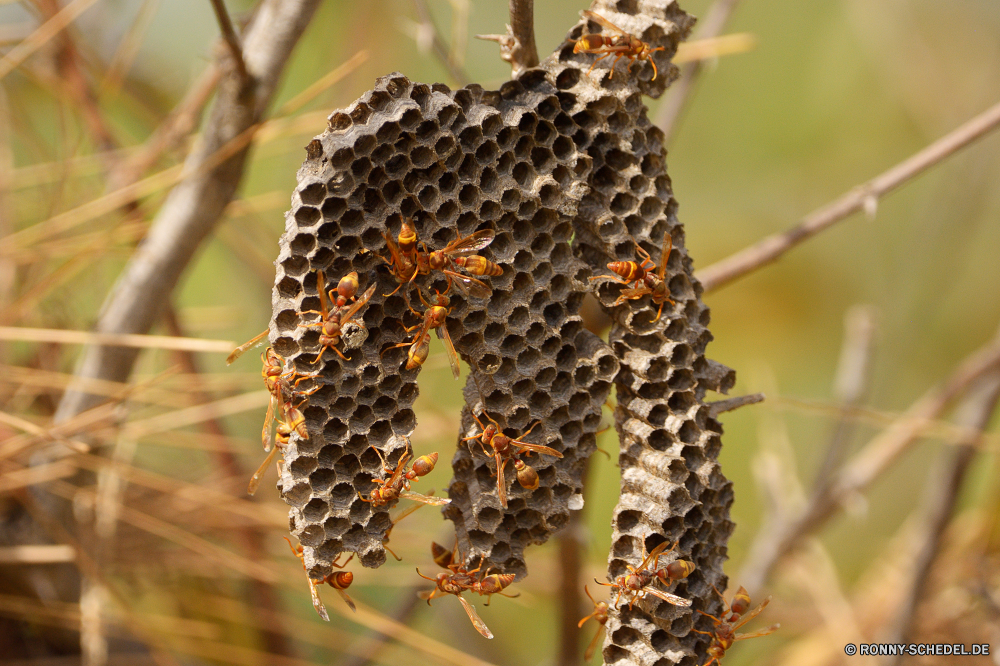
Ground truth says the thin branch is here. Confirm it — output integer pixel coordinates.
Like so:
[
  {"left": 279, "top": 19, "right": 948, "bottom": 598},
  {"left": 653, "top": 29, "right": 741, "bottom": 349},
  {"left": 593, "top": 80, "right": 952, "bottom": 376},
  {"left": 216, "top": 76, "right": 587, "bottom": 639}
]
[
  {"left": 556, "top": 510, "right": 586, "bottom": 666},
  {"left": 506, "top": 0, "right": 538, "bottom": 75},
  {"left": 208, "top": 0, "right": 249, "bottom": 81},
  {"left": 737, "top": 330, "right": 1000, "bottom": 596},
  {"left": 655, "top": 0, "right": 744, "bottom": 142},
  {"left": 53, "top": 0, "right": 322, "bottom": 425},
  {"left": 697, "top": 98, "right": 1000, "bottom": 293},
  {"left": 707, "top": 392, "right": 765, "bottom": 417},
  {"left": 882, "top": 370, "right": 1000, "bottom": 666}
]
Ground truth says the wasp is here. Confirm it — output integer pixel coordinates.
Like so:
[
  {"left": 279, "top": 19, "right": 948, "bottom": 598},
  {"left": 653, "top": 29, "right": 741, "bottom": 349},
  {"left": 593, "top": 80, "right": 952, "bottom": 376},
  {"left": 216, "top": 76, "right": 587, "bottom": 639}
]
[
  {"left": 591, "top": 234, "right": 675, "bottom": 323},
  {"left": 383, "top": 221, "right": 498, "bottom": 299},
  {"left": 461, "top": 411, "right": 563, "bottom": 509},
  {"left": 298, "top": 271, "right": 376, "bottom": 363},
  {"left": 285, "top": 537, "right": 356, "bottom": 619},
  {"left": 573, "top": 10, "right": 667, "bottom": 80},
  {"left": 258, "top": 347, "right": 317, "bottom": 452},
  {"left": 382, "top": 219, "right": 420, "bottom": 297},
  {"left": 359, "top": 448, "right": 451, "bottom": 508},
  {"left": 382, "top": 290, "right": 461, "bottom": 378},
  {"left": 578, "top": 585, "right": 610, "bottom": 661},
  {"left": 419, "top": 228, "right": 499, "bottom": 298},
  {"left": 692, "top": 586, "right": 779, "bottom": 666},
  {"left": 248, "top": 399, "right": 308, "bottom": 495},
  {"left": 594, "top": 539, "right": 694, "bottom": 610},
  {"left": 416, "top": 548, "right": 516, "bottom": 639}
]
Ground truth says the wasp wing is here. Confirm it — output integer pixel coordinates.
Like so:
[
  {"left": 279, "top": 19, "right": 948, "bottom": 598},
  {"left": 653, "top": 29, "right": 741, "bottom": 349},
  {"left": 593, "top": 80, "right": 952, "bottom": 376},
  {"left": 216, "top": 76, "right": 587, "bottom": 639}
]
[
  {"left": 436, "top": 323, "right": 462, "bottom": 379},
  {"left": 734, "top": 624, "right": 780, "bottom": 641},
  {"left": 456, "top": 595, "right": 494, "bottom": 639},
  {"left": 732, "top": 596, "right": 772, "bottom": 631},
  {"left": 516, "top": 442, "right": 564, "bottom": 459},
  {"left": 247, "top": 445, "right": 279, "bottom": 495},
  {"left": 442, "top": 229, "right": 495, "bottom": 256},
  {"left": 399, "top": 490, "right": 451, "bottom": 506},
  {"left": 444, "top": 270, "right": 493, "bottom": 299},
  {"left": 585, "top": 625, "right": 606, "bottom": 661},
  {"left": 261, "top": 394, "right": 276, "bottom": 452},
  {"left": 582, "top": 10, "right": 630, "bottom": 38},
  {"left": 227, "top": 329, "right": 269, "bottom": 365},
  {"left": 336, "top": 588, "right": 357, "bottom": 613},
  {"left": 642, "top": 587, "right": 692, "bottom": 607},
  {"left": 340, "top": 284, "right": 376, "bottom": 326},
  {"left": 307, "top": 581, "right": 330, "bottom": 621}
]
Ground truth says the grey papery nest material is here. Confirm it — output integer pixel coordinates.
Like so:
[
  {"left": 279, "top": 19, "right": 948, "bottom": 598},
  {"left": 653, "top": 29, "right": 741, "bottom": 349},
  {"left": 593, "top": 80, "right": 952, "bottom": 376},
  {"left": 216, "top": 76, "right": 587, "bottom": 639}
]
[{"left": 272, "top": 2, "right": 736, "bottom": 663}]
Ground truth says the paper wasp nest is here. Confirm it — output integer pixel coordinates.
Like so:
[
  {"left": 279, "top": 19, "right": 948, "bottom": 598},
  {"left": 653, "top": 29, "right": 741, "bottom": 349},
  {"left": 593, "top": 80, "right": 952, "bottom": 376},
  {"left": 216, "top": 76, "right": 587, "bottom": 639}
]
[{"left": 274, "top": 0, "right": 735, "bottom": 662}]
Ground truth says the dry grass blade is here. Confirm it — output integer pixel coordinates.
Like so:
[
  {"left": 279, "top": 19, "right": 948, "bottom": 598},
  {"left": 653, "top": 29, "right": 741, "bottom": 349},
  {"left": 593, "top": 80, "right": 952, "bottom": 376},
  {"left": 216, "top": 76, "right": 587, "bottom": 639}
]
[
  {"left": 276, "top": 49, "right": 369, "bottom": 116},
  {"left": 121, "top": 390, "right": 269, "bottom": 439},
  {"left": 0, "top": 544, "right": 76, "bottom": 564},
  {"left": 69, "top": 453, "right": 287, "bottom": 528},
  {"left": 0, "top": 0, "right": 101, "bottom": 81},
  {"left": 0, "top": 460, "right": 76, "bottom": 492},
  {"left": 43, "top": 478, "right": 280, "bottom": 583},
  {"left": 0, "top": 326, "right": 235, "bottom": 353},
  {"left": 331, "top": 598, "right": 502, "bottom": 666},
  {"left": 673, "top": 32, "right": 756, "bottom": 64}
]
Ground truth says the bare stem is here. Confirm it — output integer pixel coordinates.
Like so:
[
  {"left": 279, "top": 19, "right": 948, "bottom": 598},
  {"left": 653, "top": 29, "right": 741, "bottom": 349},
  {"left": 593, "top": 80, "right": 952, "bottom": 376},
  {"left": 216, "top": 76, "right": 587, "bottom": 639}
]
[
  {"left": 507, "top": 0, "right": 539, "bottom": 75},
  {"left": 707, "top": 392, "right": 765, "bottom": 417},
  {"left": 209, "top": 0, "right": 249, "bottom": 81},
  {"left": 698, "top": 98, "right": 1000, "bottom": 293},
  {"left": 656, "top": 0, "right": 744, "bottom": 142}
]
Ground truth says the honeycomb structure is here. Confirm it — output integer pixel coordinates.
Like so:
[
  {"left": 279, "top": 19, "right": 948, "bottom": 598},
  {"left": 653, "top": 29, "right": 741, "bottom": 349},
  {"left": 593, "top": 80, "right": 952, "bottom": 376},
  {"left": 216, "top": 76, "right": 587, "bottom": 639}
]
[{"left": 273, "top": 1, "right": 737, "bottom": 663}]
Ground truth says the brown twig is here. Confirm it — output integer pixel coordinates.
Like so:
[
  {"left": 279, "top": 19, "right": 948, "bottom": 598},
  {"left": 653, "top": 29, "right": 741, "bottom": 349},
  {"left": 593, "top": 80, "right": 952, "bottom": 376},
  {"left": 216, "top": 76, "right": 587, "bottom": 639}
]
[
  {"left": 209, "top": 0, "right": 249, "bottom": 82},
  {"left": 556, "top": 509, "right": 586, "bottom": 666},
  {"left": 507, "top": 0, "right": 538, "bottom": 76},
  {"left": 655, "top": 0, "right": 744, "bottom": 142},
  {"left": 883, "top": 369, "right": 1000, "bottom": 666},
  {"left": 53, "top": 0, "right": 322, "bottom": 424},
  {"left": 697, "top": 98, "right": 1000, "bottom": 293},
  {"left": 707, "top": 392, "right": 765, "bottom": 417},
  {"left": 737, "top": 331, "right": 1000, "bottom": 597}
]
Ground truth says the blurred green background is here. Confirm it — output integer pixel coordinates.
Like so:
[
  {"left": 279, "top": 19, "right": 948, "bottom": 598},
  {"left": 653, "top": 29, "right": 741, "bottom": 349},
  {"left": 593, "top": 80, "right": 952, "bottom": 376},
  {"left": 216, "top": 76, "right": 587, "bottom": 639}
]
[{"left": 4, "top": 0, "right": 1000, "bottom": 664}]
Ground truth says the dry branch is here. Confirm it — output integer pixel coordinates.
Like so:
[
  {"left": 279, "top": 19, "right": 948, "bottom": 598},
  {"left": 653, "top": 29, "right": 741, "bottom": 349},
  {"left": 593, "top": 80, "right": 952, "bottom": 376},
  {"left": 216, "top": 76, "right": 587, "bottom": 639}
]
[
  {"left": 698, "top": 98, "right": 1000, "bottom": 293},
  {"left": 53, "top": 0, "right": 322, "bottom": 425},
  {"left": 738, "top": 331, "right": 1000, "bottom": 596}
]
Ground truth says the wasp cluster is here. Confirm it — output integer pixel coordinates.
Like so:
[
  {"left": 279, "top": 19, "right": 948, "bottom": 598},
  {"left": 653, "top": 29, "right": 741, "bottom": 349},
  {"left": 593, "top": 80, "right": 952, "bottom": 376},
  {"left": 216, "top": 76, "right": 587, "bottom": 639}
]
[{"left": 272, "top": 0, "right": 736, "bottom": 662}]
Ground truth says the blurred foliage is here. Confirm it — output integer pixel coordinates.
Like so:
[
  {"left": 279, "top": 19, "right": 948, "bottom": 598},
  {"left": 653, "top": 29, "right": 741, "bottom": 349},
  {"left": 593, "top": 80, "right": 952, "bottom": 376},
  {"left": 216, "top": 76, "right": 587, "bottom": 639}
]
[{"left": 2, "top": 0, "right": 1000, "bottom": 664}]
